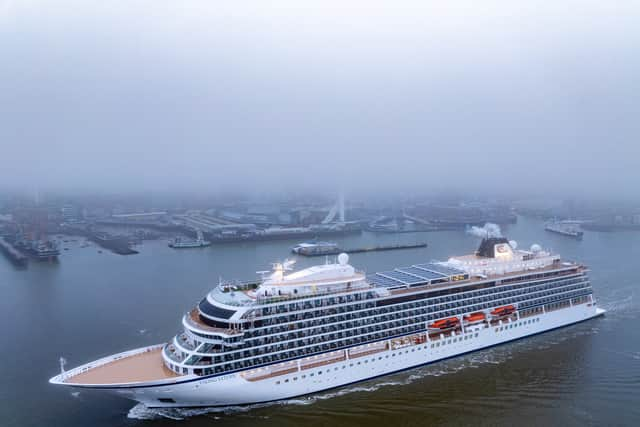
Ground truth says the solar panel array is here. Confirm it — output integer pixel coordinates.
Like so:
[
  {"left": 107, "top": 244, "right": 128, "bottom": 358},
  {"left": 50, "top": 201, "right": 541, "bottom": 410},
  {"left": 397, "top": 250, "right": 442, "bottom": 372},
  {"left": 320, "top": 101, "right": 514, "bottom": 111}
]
[
  {"left": 401, "top": 266, "right": 445, "bottom": 281},
  {"left": 368, "top": 263, "right": 466, "bottom": 288},
  {"left": 414, "top": 263, "right": 464, "bottom": 277},
  {"left": 367, "top": 274, "right": 403, "bottom": 288},
  {"left": 378, "top": 270, "right": 424, "bottom": 285}
]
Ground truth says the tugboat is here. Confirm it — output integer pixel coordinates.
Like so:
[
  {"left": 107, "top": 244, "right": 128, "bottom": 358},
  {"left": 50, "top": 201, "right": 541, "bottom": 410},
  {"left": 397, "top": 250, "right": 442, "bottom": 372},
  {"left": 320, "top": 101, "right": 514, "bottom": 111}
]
[{"left": 169, "top": 230, "right": 211, "bottom": 249}]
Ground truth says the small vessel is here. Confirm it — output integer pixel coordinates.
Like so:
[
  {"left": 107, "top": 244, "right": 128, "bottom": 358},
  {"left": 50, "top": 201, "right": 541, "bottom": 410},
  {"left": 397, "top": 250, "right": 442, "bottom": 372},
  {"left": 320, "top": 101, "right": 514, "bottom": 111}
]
[
  {"left": 50, "top": 237, "right": 605, "bottom": 410},
  {"left": 291, "top": 240, "right": 339, "bottom": 256},
  {"left": 545, "top": 221, "right": 584, "bottom": 239},
  {"left": 169, "top": 230, "right": 211, "bottom": 249}
]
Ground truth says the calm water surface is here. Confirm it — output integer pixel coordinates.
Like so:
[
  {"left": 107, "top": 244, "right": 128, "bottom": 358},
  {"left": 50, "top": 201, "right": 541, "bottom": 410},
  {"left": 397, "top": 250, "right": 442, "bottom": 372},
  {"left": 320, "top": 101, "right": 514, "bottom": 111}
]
[{"left": 1, "top": 217, "right": 639, "bottom": 427}]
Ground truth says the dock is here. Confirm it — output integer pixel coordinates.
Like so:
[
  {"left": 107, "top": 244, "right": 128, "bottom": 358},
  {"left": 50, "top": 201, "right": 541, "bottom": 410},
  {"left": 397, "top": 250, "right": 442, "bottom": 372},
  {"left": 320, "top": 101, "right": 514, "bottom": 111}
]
[
  {"left": 0, "top": 237, "right": 28, "bottom": 267},
  {"left": 61, "top": 225, "right": 139, "bottom": 255},
  {"left": 295, "top": 243, "right": 427, "bottom": 257}
]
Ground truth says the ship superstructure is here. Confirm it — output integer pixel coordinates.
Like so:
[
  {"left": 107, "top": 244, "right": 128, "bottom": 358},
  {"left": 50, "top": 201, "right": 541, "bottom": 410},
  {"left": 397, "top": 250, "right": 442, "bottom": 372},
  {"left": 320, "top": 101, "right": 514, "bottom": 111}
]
[{"left": 50, "top": 237, "right": 604, "bottom": 408}]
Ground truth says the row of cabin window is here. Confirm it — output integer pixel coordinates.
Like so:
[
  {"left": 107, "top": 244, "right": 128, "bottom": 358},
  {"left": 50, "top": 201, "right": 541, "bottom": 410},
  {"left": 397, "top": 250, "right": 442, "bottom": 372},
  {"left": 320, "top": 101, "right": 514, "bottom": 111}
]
[
  {"left": 259, "top": 291, "right": 378, "bottom": 316},
  {"left": 272, "top": 334, "right": 489, "bottom": 385},
  {"left": 190, "top": 273, "right": 586, "bottom": 346},
  {"left": 231, "top": 277, "right": 589, "bottom": 347},
  {"left": 183, "top": 288, "right": 589, "bottom": 374},
  {"left": 242, "top": 272, "right": 582, "bottom": 334},
  {"left": 184, "top": 297, "right": 573, "bottom": 377},
  {"left": 183, "top": 286, "right": 591, "bottom": 374},
  {"left": 495, "top": 317, "right": 540, "bottom": 332},
  {"left": 203, "top": 325, "right": 425, "bottom": 373},
  {"left": 189, "top": 282, "right": 590, "bottom": 361},
  {"left": 520, "top": 290, "right": 591, "bottom": 310}
]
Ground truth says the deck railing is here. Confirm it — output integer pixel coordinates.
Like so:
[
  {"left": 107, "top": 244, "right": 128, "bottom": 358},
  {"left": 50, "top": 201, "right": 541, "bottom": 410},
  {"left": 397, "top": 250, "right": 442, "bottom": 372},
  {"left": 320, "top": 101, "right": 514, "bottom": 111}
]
[{"left": 50, "top": 344, "right": 165, "bottom": 384}]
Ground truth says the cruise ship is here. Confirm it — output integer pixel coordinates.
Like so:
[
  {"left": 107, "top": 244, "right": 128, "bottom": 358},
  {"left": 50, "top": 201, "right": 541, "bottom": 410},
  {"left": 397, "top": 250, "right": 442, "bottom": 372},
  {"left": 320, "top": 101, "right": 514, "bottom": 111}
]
[{"left": 50, "top": 237, "right": 604, "bottom": 408}]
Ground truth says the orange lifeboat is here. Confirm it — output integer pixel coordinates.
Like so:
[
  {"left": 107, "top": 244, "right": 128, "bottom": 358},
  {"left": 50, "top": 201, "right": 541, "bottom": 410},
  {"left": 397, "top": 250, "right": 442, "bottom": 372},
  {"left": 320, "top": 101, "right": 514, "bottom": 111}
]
[
  {"left": 490, "top": 305, "right": 515, "bottom": 317},
  {"left": 463, "top": 312, "right": 486, "bottom": 324},
  {"left": 428, "top": 317, "right": 460, "bottom": 330}
]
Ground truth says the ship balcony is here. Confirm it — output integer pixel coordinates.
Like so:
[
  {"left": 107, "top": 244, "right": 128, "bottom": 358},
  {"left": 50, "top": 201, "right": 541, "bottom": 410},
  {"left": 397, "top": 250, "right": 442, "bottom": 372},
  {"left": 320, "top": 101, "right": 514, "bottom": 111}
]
[
  {"left": 176, "top": 333, "right": 196, "bottom": 351},
  {"left": 49, "top": 345, "right": 185, "bottom": 387},
  {"left": 183, "top": 308, "right": 244, "bottom": 337},
  {"left": 164, "top": 343, "right": 186, "bottom": 363}
]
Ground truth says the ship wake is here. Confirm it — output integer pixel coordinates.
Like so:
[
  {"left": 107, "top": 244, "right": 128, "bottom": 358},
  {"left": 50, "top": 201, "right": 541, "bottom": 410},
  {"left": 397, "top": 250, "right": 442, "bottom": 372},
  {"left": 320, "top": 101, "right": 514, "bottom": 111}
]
[
  {"left": 127, "top": 398, "right": 312, "bottom": 421},
  {"left": 127, "top": 350, "right": 514, "bottom": 421}
]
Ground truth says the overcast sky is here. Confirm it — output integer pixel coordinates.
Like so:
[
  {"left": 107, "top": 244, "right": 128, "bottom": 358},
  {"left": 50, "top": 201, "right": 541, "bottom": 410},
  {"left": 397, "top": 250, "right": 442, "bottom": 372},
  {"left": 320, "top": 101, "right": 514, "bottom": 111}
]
[{"left": 1, "top": 1, "right": 639, "bottom": 197}]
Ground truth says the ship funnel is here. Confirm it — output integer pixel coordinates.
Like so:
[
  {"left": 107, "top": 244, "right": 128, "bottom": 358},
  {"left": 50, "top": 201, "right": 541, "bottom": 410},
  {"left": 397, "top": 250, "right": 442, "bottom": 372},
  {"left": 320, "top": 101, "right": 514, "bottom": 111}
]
[{"left": 476, "top": 237, "right": 512, "bottom": 258}]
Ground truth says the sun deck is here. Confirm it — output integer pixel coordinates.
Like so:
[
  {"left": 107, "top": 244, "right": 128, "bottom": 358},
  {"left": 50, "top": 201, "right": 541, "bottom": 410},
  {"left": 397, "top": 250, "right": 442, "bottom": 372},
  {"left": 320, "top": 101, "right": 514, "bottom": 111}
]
[{"left": 63, "top": 347, "right": 179, "bottom": 385}]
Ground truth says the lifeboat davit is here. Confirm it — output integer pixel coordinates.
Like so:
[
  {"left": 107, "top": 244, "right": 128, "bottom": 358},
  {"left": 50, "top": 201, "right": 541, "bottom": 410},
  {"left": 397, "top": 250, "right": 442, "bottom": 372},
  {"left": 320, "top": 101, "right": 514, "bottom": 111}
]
[
  {"left": 491, "top": 305, "right": 515, "bottom": 317},
  {"left": 463, "top": 312, "right": 486, "bottom": 324},
  {"left": 428, "top": 317, "right": 460, "bottom": 330}
]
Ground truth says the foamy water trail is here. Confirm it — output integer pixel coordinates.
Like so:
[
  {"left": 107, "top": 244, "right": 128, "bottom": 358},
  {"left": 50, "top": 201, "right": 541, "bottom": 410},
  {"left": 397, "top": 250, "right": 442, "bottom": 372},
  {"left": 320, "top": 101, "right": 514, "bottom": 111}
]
[
  {"left": 128, "top": 398, "right": 312, "bottom": 420},
  {"left": 126, "top": 346, "right": 517, "bottom": 420}
]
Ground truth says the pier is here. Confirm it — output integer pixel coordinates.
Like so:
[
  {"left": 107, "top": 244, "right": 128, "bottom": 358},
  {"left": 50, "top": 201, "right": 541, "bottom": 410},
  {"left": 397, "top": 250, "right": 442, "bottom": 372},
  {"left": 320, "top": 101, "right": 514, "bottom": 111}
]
[
  {"left": 294, "top": 242, "right": 427, "bottom": 257},
  {"left": 61, "top": 225, "right": 139, "bottom": 255}
]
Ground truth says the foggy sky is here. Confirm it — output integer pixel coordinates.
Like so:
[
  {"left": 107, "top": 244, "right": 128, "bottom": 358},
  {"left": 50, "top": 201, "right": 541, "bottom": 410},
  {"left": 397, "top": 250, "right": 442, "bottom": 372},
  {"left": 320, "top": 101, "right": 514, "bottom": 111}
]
[{"left": 1, "top": 1, "right": 639, "bottom": 197}]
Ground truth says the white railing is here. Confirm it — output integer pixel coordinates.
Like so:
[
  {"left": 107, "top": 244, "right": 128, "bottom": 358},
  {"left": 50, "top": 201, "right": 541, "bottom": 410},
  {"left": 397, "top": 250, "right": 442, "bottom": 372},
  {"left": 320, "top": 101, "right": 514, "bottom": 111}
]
[{"left": 49, "top": 344, "right": 165, "bottom": 385}]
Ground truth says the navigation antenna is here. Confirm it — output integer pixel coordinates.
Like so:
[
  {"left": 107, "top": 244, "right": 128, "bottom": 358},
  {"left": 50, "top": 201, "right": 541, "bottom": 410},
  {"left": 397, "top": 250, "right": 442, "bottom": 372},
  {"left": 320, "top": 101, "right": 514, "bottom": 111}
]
[{"left": 283, "top": 259, "right": 296, "bottom": 271}]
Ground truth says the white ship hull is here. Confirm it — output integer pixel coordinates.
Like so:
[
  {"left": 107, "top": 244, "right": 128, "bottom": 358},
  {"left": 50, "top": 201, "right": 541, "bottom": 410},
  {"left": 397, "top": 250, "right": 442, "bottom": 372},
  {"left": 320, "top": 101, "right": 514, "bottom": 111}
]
[{"left": 93, "top": 303, "right": 603, "bottom": 408}]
